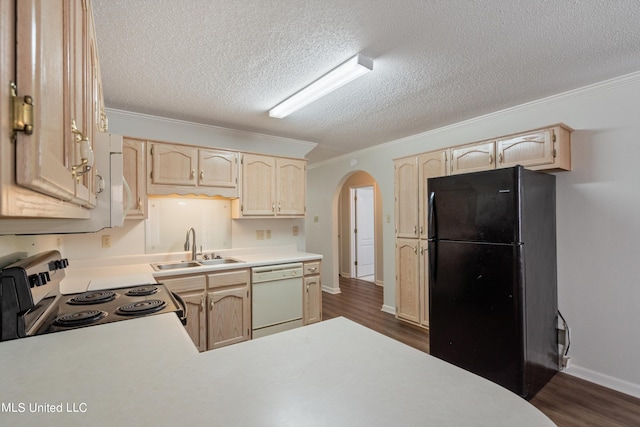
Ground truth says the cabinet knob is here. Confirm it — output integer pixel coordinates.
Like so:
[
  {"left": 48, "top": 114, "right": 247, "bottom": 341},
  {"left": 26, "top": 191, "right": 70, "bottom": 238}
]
[
  {"left": 489, "top": 154, "right": 494, "bottom": 165},
  {"left": 191, "top": 169, "right": 196, "bottom": 180},
  {"left": 200, "top": 170, "right": 204, "bottom": 180}
]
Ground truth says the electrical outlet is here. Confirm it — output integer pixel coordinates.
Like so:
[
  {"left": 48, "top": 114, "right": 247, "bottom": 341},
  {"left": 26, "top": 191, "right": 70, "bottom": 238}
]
[
  {"left": 387, "top": 214, "right": 391, "bottom": 223},
  {"left": 256, "top": 230, "right": 265, "bottom": 240},
  {"left": 266, "top": 230, "right": 271, "bottom": 239},
  {"left": 314, "top": 216, "right": 319, "bottom": 223},
  {"left": 101, "top": 235, "right": 112, "bottom": 248},
  {"left": 292, "top": 226, "right": 299, "bottom": 236}
]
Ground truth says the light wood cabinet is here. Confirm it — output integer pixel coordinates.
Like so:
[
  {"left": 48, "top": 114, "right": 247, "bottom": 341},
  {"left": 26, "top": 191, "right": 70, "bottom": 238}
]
[
  {"left": 394, "top": 148, "right": 448, "bottom": 328},
  {"left": 419, "top": 241, "right": 430, "bottom": 327},
  {"left": 394, "top": 156, "right": 419, "bottom": 239},
  {"left": 277, "top": 158, "right": 306, "bottom": 216},
  {"left": 207, "top": 269, "right": 251, "bottom": 349},
  {"left": 147, "top": 142, "right": 238, "bottom": 198},
  {"left": 162, "top": 274, "right": 207, "bottom": 352},
  {"left": 303, "top": 261, "right": 322, "bottom": 325},
  {"left": 418, "top": 150, "right": 449, "bottom": 239},
  {"left": 496, "top": 124, "right": 571, "bottom": 171},
  {"left": 1, "top": 0, "right": 105, "bottom": 219},
  {"left": 163, "top": 269, "right": 250, "bottom": 351},
  {"left": 180, "top": 291, "right": 207, "bottom": 352},
  {"left": 123, "top": 138, "right": 147, "bottom": 219},
  {"left": 450, "top": 140, "right": 496, "bottom": 175},
  {"left": 395, "top": 238, "right": 420, "bottom": 324},
  {"left": 232, "top": 154, "right": 306, "bottom": 218},
  {"left": 236, "top": 153, "right": 275, "bottom": 216}
]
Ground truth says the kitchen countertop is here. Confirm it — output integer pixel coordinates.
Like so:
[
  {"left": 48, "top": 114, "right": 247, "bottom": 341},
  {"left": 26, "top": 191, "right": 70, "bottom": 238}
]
[
  {"left": 60, "top": 245, "right": 322, "bottom": 294},
  {"left": 0, "top": 316, "right": 553, "bottom": 426}
]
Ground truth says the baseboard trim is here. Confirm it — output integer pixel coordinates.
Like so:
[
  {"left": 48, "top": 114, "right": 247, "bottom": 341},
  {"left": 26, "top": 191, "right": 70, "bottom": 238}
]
[
  {"left": 380, "top": 304, "right": 395, "bottom": 315},
  {"left": 322, "top": 285, "right": 341, "bottom": 295},
  {"left": 564, "top": 364, "right": 640, "bottom": 399}
]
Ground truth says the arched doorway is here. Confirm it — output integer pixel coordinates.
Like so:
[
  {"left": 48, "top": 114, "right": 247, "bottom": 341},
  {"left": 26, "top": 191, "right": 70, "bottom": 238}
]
[{"left": 337, "top": 171, "right": 382, "bottom": 286}]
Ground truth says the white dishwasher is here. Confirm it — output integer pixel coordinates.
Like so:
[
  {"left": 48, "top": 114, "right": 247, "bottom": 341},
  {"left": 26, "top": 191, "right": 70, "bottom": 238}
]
[{"left": 252, "top": 263, "right": 304, "bottom": 338}]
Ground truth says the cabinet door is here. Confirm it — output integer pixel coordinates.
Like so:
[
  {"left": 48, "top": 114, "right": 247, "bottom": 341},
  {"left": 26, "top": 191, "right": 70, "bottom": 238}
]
[
  {"left": 450, "top": 140, "right": 495, "bottom": 175},
  {"left": 303, "top": 275, "right": 322, "bottom": 325},
  {"left": 198, "top": 149, "right": 237, "bottom": 189},
  {"left": 418, "top": 150, "right": 448, "bottom": 239},
  {"left": 240, "top": 154, "right": 276, "bottom": 216},
  {"left": 150, "top": 143, "right": 198, "bottom": 186},
  {"left": 395, "top": 238, "right": 420, "bottom": 324},
  {"left": 14, "top": 0, "right": 86, "bottom": 211},
  {"left": 496, "top": 128, "right": 554, "bottom": 169},
  {"left": 208, "top": 269, "right": 251, "bottom": 349},
  {"left": 180, "top": 291, "right": 207, "bottom": 352},
  {"left": 123, "top": 138, "right": 146, "bottom": 219},
  {"left": 419, "top": 241, "right": 429, "bottom": 328},
  {"left": 394, "top": 157, "right": 418, "bottom": 238},
  {"left": 208, "top": 287, "right": 251, "bottom": 349},
  {"left": 276, "top": 158, "right": 306, "bottom": 216}
]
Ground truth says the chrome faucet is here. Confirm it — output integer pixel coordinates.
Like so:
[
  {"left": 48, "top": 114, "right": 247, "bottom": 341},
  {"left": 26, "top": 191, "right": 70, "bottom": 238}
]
[{"left": 184, "top": 227, "right": 197, "bottom": 261}]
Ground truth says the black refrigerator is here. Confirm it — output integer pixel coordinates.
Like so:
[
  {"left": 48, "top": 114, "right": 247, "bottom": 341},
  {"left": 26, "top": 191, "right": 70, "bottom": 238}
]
[{"left": 427, "top": 166, "right": 558, "bottom": 399}]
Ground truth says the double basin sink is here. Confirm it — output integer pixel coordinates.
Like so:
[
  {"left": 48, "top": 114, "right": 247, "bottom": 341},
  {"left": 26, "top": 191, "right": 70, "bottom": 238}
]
[{"left": 151, "top": 258, "right": 243, "bottom": 271}]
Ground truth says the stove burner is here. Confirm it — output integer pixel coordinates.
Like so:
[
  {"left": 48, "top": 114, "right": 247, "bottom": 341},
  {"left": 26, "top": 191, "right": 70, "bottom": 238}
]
[
  {"left": 116, "top": 299, "right": 166, "bottom": 316},
  {"left": 67, "top": 290, "right": 116, "bottom": 305},
  {"left": 124, "top": 285, "right": 158, "bottom": 297},
  {"left": 53, "top": 310, "right": 107, "bottom": 327}
]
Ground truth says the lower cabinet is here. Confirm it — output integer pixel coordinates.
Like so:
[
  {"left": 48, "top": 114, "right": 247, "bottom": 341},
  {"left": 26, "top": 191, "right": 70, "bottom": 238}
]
[
  {"left": 207, "top": 269, "right": 251, "bottom": 349},
  {"left": 180, "top": 290, "right": 207, "bottom": 352},
  {"left": 303, "top": 261, "right": 322, "bottom": 325},
  {"left": 162, "top": 268, "right": 250, "bottom": 352}
]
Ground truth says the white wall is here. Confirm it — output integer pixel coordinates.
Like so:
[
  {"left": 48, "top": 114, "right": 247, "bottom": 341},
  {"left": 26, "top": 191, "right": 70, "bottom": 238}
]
[{"left": 306, "top": 72, "right": 640, "bottom": 397}]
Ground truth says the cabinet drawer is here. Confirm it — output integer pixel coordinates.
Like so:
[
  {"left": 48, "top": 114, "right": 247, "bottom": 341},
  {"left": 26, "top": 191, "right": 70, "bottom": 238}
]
[
  {"left": 208, "top": 269, "right": 249, "bottom": 289},
  {"left": 161, "top": 275, "right": 206, "bottom": 293},
  {"left": 303, "top": 262, "right": 321, "bottom": 276}
]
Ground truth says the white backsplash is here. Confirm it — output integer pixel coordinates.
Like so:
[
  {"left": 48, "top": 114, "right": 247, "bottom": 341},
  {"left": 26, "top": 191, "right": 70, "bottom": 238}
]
[{"left": 145, "top": 197, "right": 232, "bottom": 254}]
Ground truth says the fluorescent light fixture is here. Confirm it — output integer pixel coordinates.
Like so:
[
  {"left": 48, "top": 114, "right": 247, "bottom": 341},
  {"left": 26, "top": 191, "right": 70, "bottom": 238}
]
[{"left": 269, "top": 54, "right": 373, "bottom": 119}]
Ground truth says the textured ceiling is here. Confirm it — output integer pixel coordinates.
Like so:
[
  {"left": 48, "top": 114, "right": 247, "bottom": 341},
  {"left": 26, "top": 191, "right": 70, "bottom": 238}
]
[{"left": 92, "top": 0, "right": 640, "bottom": 163}]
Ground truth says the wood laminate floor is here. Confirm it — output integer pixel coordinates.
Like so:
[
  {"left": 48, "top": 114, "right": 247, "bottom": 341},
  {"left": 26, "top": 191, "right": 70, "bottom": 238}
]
[{"left": 323, "top": 276, "right": 640, "bottom": 427}]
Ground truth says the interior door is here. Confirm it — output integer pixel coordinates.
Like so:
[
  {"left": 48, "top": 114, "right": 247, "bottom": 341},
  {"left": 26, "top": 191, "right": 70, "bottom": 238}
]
[{"left": 353, "top": 186, "right": 375, "bottom": 278}]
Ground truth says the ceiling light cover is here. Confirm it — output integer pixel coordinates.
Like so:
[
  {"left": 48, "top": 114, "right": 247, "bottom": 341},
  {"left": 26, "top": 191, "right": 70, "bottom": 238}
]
[{"left": 269, "top": 54, "right": 373, "bottom": 119}]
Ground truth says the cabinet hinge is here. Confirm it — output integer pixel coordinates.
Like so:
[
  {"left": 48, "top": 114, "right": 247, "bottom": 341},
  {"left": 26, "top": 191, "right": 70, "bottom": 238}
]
[
  {"left": 354, "top": 228, "right": 357, "bottom": 234},
  {"left": 241, "top": 204, "right": 244, "bottom": 212},
  {"left": 11, "top": 82, "right": 34, "bottom": 135},
  {"left": 553, "top": 149, "right": 557, "bottom": 158},
  {"left": 150, "top": 170, "right": 153, "bottom": 179},
  {"left": 354, "top": 261, "right": 358, "bottom": 266},
  {"left": 150, "top": 146, "right": 154, "bottom": 155},
  {"left": 552, "top": 133, "right": 557, "bottom": 143}
]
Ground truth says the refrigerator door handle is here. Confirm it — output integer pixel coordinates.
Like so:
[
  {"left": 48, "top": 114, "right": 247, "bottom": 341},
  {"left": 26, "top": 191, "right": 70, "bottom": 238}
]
[
  {"left": 428, "top": 240, "right": 437, "bottom": 282},
  {"left": 428, "top": 191, "right": 436, "bottom": 240}
]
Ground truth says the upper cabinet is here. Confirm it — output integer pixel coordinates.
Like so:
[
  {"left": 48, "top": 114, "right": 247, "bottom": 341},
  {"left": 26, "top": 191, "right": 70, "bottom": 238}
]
[
  {"left": 1, "top": 0, "right": 104, "bottom": 219},
  {"left": 123, "top": 138, "right": 147, "bottom": 219},
  {"left": 147, "top": 142, "right": 238, "bottom": 198},
  {"left": 495, "top": 124, "right": 571, "bottom": 171},
  {"left": 394, "top": 156, "right": 419, "bottom": 239},
  {"left": 232, "top": 154, "right": 306, "bottom": 218},
  {"left": 450, "top": 140, "right": 496, "bottom": 175}
]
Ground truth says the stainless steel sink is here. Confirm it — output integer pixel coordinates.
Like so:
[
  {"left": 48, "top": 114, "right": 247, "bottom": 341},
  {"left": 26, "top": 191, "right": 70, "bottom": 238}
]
[
  {"left": 198, "top": 258, "right": 241, "bottom": 266},
  {"left": 151, "top": 258, "right": 242, "bottom": 271},
  {"left": 152, "top": 261, "right": 202, "bottom": 270}
]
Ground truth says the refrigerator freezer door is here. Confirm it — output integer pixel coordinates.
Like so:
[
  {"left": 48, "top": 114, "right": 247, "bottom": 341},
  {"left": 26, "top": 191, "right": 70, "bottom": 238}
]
[
  {"left": 429, "top": 240, "right": 525, "bottom": 395},
  {"left": 428, "top": 168, "right": 520, "bottom": 244}
]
